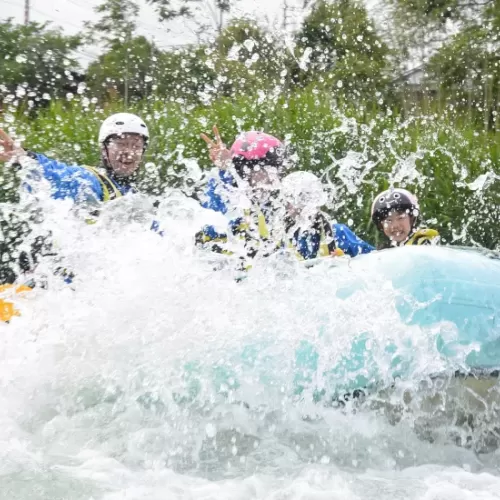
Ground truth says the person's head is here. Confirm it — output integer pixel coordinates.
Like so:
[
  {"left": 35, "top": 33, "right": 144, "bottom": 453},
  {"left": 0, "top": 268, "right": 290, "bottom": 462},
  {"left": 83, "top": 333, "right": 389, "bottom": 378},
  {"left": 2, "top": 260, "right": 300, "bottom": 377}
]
[
  {"left": 230, "top": 131, "right": 290, "bottom": 194},
  {"left": 98, "top": 113, "right": 149, "bottom": 178},
  {"left": 371, "top": 188, "right": 420, "bottom": 244},
  {"left": 281, "top": 171, "right": 327, "bottom": 221}
]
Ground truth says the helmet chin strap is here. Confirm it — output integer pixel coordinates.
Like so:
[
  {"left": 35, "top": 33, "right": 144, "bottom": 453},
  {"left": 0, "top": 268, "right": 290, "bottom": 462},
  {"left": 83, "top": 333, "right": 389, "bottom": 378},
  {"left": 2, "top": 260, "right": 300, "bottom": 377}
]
[{"left": 102, "top": 144, "right": 112, "bottom": 171}]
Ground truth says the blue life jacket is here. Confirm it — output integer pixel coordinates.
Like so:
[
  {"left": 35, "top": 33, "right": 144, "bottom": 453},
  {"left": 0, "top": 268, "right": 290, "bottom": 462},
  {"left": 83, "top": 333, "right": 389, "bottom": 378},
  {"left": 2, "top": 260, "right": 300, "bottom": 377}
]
[{"left": 30, "top": 153, "right": 133, "bottom": 202}]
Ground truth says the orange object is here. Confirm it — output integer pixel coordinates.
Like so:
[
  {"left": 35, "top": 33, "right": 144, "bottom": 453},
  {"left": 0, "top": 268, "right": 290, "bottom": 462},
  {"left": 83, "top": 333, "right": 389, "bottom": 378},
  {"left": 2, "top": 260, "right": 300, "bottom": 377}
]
[
  {"left": 0, "top": 284, "right": 32, "bottom": 322},
  {"left": 331, "top": 248, "right": 345, "bottom": 257}
]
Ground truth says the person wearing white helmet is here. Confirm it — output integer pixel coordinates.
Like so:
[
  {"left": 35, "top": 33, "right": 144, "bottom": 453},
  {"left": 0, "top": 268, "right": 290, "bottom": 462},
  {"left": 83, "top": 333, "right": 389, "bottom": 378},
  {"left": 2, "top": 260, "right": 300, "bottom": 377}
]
[
  {"left": 280, "top": 171, "right": 374, "bottom": 260},
  {"left": 371, "top": 187, "right": 439, "bottom": 248},
  {"left": 0, "top": 114, "right": 150, "bottom": 287},
  {"left": 196, "top": 170, "right": 374, "bottom": 266},
  {"left": 0, "top": 112, "right": 149, "bottom": 203}
]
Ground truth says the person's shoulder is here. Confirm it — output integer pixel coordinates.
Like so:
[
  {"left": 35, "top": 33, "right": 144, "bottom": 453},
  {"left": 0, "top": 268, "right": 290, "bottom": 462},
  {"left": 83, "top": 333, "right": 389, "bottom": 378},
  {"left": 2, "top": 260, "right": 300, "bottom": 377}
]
[
  {"left": 411, "top": 227, "right": 440, "bottom": 245},
  {"left": 332, "top": 222, "right": 358, "bottom": 238},
  {"left": 416, "top": 228, "right": 439, "bottom": 237}
]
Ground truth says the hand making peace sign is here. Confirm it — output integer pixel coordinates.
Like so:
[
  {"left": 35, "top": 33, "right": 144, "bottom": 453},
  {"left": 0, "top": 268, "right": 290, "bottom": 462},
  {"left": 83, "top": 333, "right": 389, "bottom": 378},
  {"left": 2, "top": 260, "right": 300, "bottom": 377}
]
[
  {"left": 200, "top": 125, "right": 232, "bottom": 169},
  {"left": 0, "top": 129, "right": 25, "bottom": 164}
]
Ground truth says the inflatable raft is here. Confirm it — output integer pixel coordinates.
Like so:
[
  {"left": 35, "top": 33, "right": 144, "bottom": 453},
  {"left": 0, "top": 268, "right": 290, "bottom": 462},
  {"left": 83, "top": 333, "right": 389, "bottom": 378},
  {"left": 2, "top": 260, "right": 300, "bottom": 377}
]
[
  {"left": 169, "top": 245, "right": 500, "bottom": 406},
  {"left": 294, "top": 244, "right": 500, "bottom": 396},
  {"left": 348, "top": 245, "right": 500, "bottom": 367}
]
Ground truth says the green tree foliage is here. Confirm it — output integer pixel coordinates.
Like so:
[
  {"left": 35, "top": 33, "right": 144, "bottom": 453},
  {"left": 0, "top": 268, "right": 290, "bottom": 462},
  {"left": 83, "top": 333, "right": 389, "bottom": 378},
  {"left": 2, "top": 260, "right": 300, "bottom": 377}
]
[
  {"left": 292, "top": 0, "right": 391, "bottom": 98},
  {"left": 84, "top": 0, "right": 139, "bottom": 48},
  {"left": 86, "top": 40, "right": 220, "bottom": 104},
  {"left": 426, "top": 25, "right": 500, "bottom": 127},
  {"left": 0, "top": 19, "right": 81, "bottom": 106},
  {"left": 147, "top": 0, "right": 238, "bottom": 34},
  {"left": 389, "top": 0, "right": 495, "bottom": 28},
  {"left": 488, "top": 0, "right": 500, "bottom": 29},
  {"left": 145, "top": 0, "right": 196, "bottom": 22},
  {"left": 426, "top": 25, "right": 500, "bottom": 93},
  {"left": 209, "top": 19, "right": 288, "bottom": 95},
  {"left": 155, "top": 47, "right": 217, "bottom": 102},
  {"left": 86, "top": 36, "right": 157, "bottom": 102}
]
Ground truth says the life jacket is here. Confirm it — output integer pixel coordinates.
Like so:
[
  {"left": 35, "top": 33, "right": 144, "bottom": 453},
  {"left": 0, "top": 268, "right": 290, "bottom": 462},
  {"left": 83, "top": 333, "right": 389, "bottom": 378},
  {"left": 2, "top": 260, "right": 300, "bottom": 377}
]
[
  {"left": 82, "top": 166, "right": 123, "bottom": 202},
  {"left": 288, "top": 213, "right": 345, "bottom": 260},
  {"left": 380, "top": 228, "right": 440, "bottom": 249},
  {"left": 233, "top": 210, "right": 344, "bottom": 261},
  {"left": 405, "top": 228, "right": 439, "bottom": 246},
  {"left": 81, "top": 166, "right": 124, "bottom": 223}
]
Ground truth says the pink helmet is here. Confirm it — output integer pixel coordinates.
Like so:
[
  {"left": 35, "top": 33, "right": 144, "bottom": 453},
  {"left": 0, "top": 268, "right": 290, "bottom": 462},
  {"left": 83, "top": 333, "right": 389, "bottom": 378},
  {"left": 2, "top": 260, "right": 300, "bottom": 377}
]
[
  {"left": 231, "top": 131, "right": 282, "bottom": 160},
  {"left": 230, "top": 131, "right": 287, "bottom": 178}
]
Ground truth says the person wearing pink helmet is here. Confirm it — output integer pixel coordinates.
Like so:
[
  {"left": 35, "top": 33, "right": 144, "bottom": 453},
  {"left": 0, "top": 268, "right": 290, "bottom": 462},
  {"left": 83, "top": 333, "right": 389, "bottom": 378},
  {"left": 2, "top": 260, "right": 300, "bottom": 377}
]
[
  {"left": 196, "top": 127, "right": 374, "bottom": 268},
  {"left": 199, "top": 126, "right": 290, "bottom": 214},
  {"left": 197, "top": 128, "right": 289, "bottom": 265}
]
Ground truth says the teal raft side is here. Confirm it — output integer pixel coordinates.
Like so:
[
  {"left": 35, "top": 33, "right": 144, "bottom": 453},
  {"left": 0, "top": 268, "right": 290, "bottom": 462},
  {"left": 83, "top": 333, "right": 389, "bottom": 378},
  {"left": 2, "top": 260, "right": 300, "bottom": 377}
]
[
  {"left": 292, "top": 245, "right": 500, "bottom": 396},
  {"left": 367, "top": 245, "right": 500, "bottom": 369},
  {"left": 176, "top": 246, "right": 500, "bottom": 403}
]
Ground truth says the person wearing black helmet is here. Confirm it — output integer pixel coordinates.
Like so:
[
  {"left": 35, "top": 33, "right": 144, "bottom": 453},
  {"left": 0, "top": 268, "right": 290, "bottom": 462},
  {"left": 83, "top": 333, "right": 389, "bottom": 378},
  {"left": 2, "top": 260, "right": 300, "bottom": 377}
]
[{"left": 371, "top": 188, "right": 439, "bottom": 248}]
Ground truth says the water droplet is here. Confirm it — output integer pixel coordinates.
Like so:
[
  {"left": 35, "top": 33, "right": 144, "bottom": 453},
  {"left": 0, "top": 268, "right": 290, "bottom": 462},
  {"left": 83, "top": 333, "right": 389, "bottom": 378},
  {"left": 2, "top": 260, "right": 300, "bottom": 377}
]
[
  {"left": 205, "top": 423, "right": 216, "bottom": 438},
  {"left": 243, "top": 39, "right": 255, "bottom": 52}
]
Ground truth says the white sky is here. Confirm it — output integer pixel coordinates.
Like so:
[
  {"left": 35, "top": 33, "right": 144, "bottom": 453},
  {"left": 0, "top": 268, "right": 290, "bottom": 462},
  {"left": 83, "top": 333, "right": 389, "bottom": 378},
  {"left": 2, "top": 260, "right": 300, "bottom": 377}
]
[
  {"left": 4, "top": 0, "right": 434, "bottom": 73},
  {"left": 2, "top": 0, "right": 321, "bottom": 64}
]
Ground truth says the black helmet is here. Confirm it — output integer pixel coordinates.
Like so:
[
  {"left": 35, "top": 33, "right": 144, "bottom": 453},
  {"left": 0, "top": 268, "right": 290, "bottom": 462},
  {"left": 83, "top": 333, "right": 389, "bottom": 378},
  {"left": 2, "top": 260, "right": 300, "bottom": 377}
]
[{"left": 371, "top": 188, "right": 420, "bottom": 229}]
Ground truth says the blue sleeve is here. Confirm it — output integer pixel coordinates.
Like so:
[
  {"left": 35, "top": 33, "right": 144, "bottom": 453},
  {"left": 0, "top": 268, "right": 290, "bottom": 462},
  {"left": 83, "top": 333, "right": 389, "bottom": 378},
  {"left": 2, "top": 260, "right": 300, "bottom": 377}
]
[
  {"left": 333, "top": 223, "right": 375, "bottom": 257},
  {"left": 201, "top": 177, "right": 229, "bottom": 214},
  {"left": 200, "top": 170, "right": 236, "bottom": 215},
  {"left": 31, "top": 153, "right": 103, "bottom": 202}
]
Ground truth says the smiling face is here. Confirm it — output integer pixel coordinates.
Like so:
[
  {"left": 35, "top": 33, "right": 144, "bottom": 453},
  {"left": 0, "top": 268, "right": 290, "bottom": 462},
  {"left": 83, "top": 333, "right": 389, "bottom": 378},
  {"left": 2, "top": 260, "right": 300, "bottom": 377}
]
[
  {"left": 381, "top": 209, "right": 413, "bottom": 243},
  {"left": 245, "top": 165, "right": 280, "bottom": 202},
  {"left": 104, "top": 133, "right": 145, "bottom": 177}
]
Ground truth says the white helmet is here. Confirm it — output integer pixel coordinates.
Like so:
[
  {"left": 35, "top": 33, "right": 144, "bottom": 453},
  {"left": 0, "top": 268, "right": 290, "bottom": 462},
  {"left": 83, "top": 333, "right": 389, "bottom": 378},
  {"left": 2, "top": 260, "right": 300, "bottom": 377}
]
[
  {"left": 98, "top": 113, "right": 149, "bottom": 145},
  {"left": 281, "top": 171, "right": 328, "bottom": 210}
]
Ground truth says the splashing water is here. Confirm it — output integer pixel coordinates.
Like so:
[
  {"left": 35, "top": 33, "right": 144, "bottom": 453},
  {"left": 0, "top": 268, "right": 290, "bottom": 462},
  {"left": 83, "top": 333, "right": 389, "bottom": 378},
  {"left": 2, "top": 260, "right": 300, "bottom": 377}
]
[{"left": 1, "top": 176, "right": 500, "bottom": 500}]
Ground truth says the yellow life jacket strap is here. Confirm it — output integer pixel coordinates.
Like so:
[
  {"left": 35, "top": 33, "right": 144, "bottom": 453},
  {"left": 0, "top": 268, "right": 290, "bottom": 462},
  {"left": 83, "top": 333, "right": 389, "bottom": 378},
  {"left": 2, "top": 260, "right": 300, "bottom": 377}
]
[
  {"left": 319, "top": 225, "right": 332, "bottom": 257},
  {"left": 406, "top": 228, "right": 439, "bottom": 246},
  {"left": 257, "top": 212, "right": 270, "bottom": 239},
  {"left": 82, "top": 166, "right": 122, "bottom": 202},
  {"left": 236, "top": 209, "right": 345, "bottom": 261},
  {"left": 238, "top": 209, "right": 270, "bottom": 240}
]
